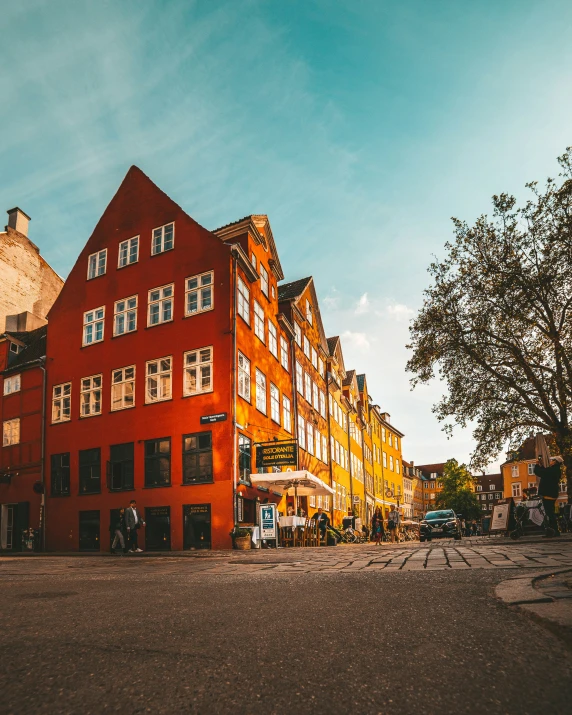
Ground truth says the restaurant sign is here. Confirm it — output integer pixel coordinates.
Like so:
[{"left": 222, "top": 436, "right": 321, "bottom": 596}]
[{"left": 256, "top": 441, "right": 297, "bottom": 468}]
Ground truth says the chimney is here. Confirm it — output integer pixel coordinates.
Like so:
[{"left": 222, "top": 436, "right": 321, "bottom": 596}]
[{"left": 7, "top": 207, "right": 31, "bottom": 237}]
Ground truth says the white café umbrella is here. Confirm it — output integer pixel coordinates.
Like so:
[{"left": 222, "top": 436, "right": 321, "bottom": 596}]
[{"left": 249, "top": 471, "right": 334, "bottom": 512}]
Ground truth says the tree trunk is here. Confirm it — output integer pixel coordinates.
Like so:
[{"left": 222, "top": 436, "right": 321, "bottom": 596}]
[{"left": 554, "top": 431, "right": 572, "bottom": 504}]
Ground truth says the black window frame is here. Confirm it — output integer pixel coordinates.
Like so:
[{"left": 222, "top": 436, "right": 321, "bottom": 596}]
[
  {"left": 182, "top": 431, "right": 213, "bottom": 485},
  {"left": 238, "top": 434, "right": 251, "bottom": 483},
  {"left": 108, "top": 442, "right": 135, "bottom": 491},
  {"left": 79, "top": 447, "right": 101, "bottom": 495},
  {"left": 50, "top": 453, "right": 70, "bottom": 496},
  {"left": 144, "top": 437, "right": 171, "bottom": 488}
]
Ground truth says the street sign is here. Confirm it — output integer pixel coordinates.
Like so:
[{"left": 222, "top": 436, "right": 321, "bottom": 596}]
[
  {"left": 259, "top": 504, "right": 277, "bottom": 539},
  {"left": 255, "top": 440, "right": 297, "bottom": 468},
  {"left": 200, "top": 412, "right": 227, "bottom": 424}
]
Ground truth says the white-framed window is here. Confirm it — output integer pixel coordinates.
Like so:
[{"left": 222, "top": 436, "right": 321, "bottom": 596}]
[
  {"left": 9, "top": 342, "right": 21, "bottom": 354},
  {"left": 268, "top": 322, "right": 278, "bottom": 358},
  {"left": 80, "top": 374, "right": 102, "bottom": 417},
  {"left": 294, "top": 363, "right": 303, "bottom": 396},
  {"left": 3, "top": 374, "right": 21, "bottom": 395},
  {"left": 114, "top": 296, "right": 137, "bottom": 336},
  {"left": 312, "top": 382, "right": 319, "bottom": 410},
  {"left": 282, "top": 395, "right": 292, "bottom": 433},
  {"left": 304, "top": 372, "right": 312, "bottom": 403},
  {"left": 511, "top": 465, "right": 519, "bottom": 477},
  {"left": 396, "top": 459, "right": 400, "bottom": 474},
  {"left": 184, "top": 347, "right": 213, "bottom": 395},
  {"left": 83, "top": 306, "right": 105, "bottom": 346},
  {"left": 298, "top": 414, "right": 306, "bottom": 450},
  {"left": 303, "top": 335, "right": 311, "bottom": 358},
  {"left": 311, "top": 347, "right": 318, "bottom": 369},
  {"left": 315, "top": 430, "right": 321, "bottom": 461},
  {"left": 495, "top": 492, "right": 502, "bottom": 499},
  {"left": 309, "top": 493, "right": 316, "bottom": 508},
  {"left": 52, "top": 382, "right": 71, "bottom": 423},
  {"left": 280, "top": 336, "right": 289, "bottom": 370},
  {"left": 151, "top": 222, "right": 174, "bottom": 255},
  {"left": 390, "top": 456, "right": 394, "bottom": 471},
  {"left": 512, "top": 482, "right": 522, "bottom": 498},
  {"left": 395, "top": 437, "right": 399, "bottom": 450},
  {"left": 251, "top": 253, "right": 257, "bottom": 270},
  {"left": 237, "top": 277, "right": 250, "bottom": 324},
  {"left": 272, "top": 285, "right": 276, "bottom": 298},
  {"left": 255, "top": 369, "right": 267, "bottom": 414},
  {"left": 318, "top": 358, "right": 324, "bottom": 377},
  {"left": 111, "top": 365, "right": 135, "bottom": 411},
  {"left": 260, "top": 264, "right": 269, "bottom": 296},
  {"left": 306, "top": 299, "right": 313, "bottom": 325},
  {"left": 382, "top": 427, "right": 386, "bottom": 442},
  {"left": 527, "top": 463, "right": 535, "bottom": 475},
  {"left": 185, "top": 271, "right": 213, "bottom": 315},
  {"left": 148, "top": 284, "right": 174, "bottom": 326},
  {"left": 489, "top": 484, "right": 495, "bottom": 491},
  {"left": 476, "top": 485, "right": 482, "bottom": 491},
  {"left": 238, "top": 352, "right": 250, "bottom": 401},
  {"left": 145, "top": 357, "right": 172, "bottom": 403},
  {"left": 389, "top": 433, "right": 393, "bottom": 447},
  {"left": 306, "top": 422, "right": 314, "bottom": 455},
  {"left": 383, "top": 451, "right": 387, "bottom": 468},
  {"left": 254, "top": 301, "right": 265, "bottom": 342},
  {"left": 270, "top": 383, "right": 280, "bottom": 423},
  {"left": 294, "top": 323, "right": 302, "bottom": 346},
  {"left": 322, "top": 434, "right": 328, "bottom": 463},
  {"left": 2, "top": 418, "right": 20, "bottom": 446},
  {"left": 488, "top": 493, "right": 493, "bottom": 500},
  {"left": 87, "top": 249, "right": 107, "bottom": 279},
  {"left": 118, "top": 236, "right": 139, "bottom": 267},
  {"left": 319, "top": 391, "right": 326, "bottom": 418}
]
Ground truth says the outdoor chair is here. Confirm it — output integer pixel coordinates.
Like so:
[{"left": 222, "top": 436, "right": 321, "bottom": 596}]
[{"left": 280, "top": 526, "right": 294, "bottom": 548}]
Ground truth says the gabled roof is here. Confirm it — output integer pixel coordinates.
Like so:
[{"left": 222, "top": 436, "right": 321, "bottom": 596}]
[
  {"left": 2, "top": 325, "right": 47, "bottom": 373},
  {"left": 278, "top": 277, "right": 312, "bottom": 302},
  {"left": 326, "top": 336, "right": 339, "bottom": 356},
  {"left": 343, "top": 369, "right": 356, "bottom": 387},
  {"left": 213, "top": 214, "right": 284, "bottom": 280},
  {"left": 418, "top": 463, "right": 447, "bottom": 477}
]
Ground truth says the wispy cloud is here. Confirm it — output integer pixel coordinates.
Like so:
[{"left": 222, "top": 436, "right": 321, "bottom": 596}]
[
  {"left": 341, "top": 330, "right": 370, "bottom": 352},
  {"left": 384, "top": 303, "right": 415, "bottom": 321},
  {"left": 354, "top": 292, "right": 370, "bottom": 314}
]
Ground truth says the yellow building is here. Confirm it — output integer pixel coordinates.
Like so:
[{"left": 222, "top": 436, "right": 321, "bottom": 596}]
[
  {"left": 356, "top": 374, "right": 375, "bottom": 524},
  {"left": 326, "top": 336, "right": 352, "bottom": 525},
  {"left": 501, "top": 435, "right": 567, "bottom": 508},
  {"left": 343, "top": 370, "right": 366, "bottom": 521}
]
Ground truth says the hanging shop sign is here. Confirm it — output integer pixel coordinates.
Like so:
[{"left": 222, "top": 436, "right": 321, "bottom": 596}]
[
  {"left": 200, "top": 412, "right": 228, "bottom": 424},
  {"left": 255, "top": 441, "right": 297, "bottom": 468}
]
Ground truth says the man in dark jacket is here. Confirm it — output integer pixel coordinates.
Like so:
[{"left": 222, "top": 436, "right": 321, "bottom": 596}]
[
  {"left": 314, "top": 507, "right": 330, "bottom": 543},
  {"left": 125, "top": 500, "right": 146, "bottom": 552},
  {"left": 534, "top": 456, "right": 562, "bottom": 536}
]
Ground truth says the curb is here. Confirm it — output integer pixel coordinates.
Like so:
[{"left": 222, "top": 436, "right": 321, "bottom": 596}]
[{"left": 495, "top": 568, "right": 572, "bottom": 647}]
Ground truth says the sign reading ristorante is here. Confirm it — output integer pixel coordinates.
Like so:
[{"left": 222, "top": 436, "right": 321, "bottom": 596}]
[{"left": 255, "top": 440, "right": 298, "bottom": 468}]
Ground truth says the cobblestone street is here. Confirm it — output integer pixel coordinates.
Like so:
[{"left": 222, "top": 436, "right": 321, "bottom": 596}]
[{"left": 3, "top": 537, "right": 572, "bottom": 577}]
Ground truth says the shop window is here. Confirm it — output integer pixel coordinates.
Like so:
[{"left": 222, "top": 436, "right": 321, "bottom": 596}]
[
  {"left": 183, "top": 504, "right": 211, "bottom": 550},
  {"left": 79, "top": 511, "right": 100, "bottom": 551},
  {"left": 182, "top": 432, "right": 213, "bottom": 484},
  {"left": 145, "top": 507, "right": 171, "bottom": 550},
  {"left": 144, "top": 438, "right": 171, "bottom": 487},
  {"left": 51, "top": 453, "right": 70, "bottom": 496},
  {"left": 108, "top": 443, "right": 134, "bottom": 491},
  {"left": 79, "top": 448, "right": 101, "bottom": 495}
]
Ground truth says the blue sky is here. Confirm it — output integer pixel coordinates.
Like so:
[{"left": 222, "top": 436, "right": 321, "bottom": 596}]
[{"left": 3, "top": 0, "right": 572, "bottom": 471}]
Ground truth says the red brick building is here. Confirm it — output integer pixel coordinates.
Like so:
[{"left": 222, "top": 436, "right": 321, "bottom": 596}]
[
  {"left": 0, "top": 327, "right": 47, "bottom": 550},
  {"left": 44, "top": 167, "right": 296, "bottom": 552}
]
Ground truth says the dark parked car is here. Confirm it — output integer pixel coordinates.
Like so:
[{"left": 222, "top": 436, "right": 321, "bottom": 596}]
[{"left": 420, "top": 509, "right": 462, "bottom": 541}]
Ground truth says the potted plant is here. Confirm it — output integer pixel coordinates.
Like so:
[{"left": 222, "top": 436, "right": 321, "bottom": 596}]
[{"left": 230, "top": 526, "right": 251, "bottom": 550}]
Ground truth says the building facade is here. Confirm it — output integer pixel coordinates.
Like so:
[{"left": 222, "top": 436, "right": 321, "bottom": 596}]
[{"left": 473, "top": 473, "right": 504, "bottom": 515}]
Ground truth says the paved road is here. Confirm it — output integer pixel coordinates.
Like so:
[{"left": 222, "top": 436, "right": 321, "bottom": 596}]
[{"left": 2, "top": 541, "right": 572, "bottom": 714}]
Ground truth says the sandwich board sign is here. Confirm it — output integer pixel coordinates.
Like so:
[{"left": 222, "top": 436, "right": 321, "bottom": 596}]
[
  {"left": 491, "top": 503, "right": 510, "bottom": 532},
  {"left": 259, "top": 503, "right": 277, "bottom": 540}
]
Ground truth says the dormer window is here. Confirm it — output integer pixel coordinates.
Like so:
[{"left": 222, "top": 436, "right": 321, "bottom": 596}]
[
  {"left": 152, "top": 222, "right": 174, "bottom": 255},
  {"left": 9, "top": 342, "right": 22, "bottom": 354},
  {"left": 87, "top": 249, "right": 107, "bottom": 280}
]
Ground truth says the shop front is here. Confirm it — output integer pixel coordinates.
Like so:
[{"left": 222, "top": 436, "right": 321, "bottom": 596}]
[
  {"left": 183, "top": 504, "right": 211, "bottom": 550},
  {"left": 145, "top": 506, "right": 171, "bottom": 551}
]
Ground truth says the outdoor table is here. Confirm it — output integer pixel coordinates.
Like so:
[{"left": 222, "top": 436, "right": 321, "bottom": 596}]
[{"left": 278, "top": 516, "right": 306, "bottom": 546}]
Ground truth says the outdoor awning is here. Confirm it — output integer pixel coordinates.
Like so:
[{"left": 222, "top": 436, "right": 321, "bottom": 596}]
[{"left": 249, "top": 471, "right": 335, "bottom": 497}]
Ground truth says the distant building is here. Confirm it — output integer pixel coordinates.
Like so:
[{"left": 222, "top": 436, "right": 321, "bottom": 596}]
[
  {"left": 473, "top": 473, "right": 504, "bottom": 515},
  {"left": 0, "top": 208, "right": 63, "bottom": 332},
  {"left": 418, "top": 462, "right": 447, "bottom": 511},
  {"left": 403, "top": 460, "right": 424, "bottom": 518}
]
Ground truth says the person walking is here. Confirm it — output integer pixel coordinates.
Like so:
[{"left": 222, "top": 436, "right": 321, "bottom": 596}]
[
  {"left": 125, "top": 500, "right": 146, "bottom": 552},
  {"left": 534, "top": 455, "right": 563, "bottom": 537},
  {"left": 372, "top": 506, "right": 385, "bottom": 545},
  {"left": 388, "top": 505, "right": 400, "bottom": 543},
  {"left": 110, "top": 508, "right": 127, "bottom": 554}
]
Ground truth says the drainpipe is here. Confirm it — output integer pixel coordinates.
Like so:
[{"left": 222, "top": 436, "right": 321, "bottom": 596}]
[
  {"left": 39, "top": 358, "right": 47, "bottom": 552},
  {"left": 326, "top": 375, "right": 334, "bottom": 513},
  {"left": 290, "top": 333, "right": 299, "bottom": 470},
  {"left": 346, "top": 407, "right": 354, "bottom": 517},
  {"left": 231, "top": 253, "right": 238, "bottom": 525}
]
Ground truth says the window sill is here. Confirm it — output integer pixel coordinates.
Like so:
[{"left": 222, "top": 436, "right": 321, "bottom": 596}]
[
  {"left": 179, "top": 481, "right": 215, "bottom": 487},
  {"left": 79, "top": 413, "right": 102, "bottom": 419},
  {"left": 110, "top": 405, "right": 136, "bottom": 413},
  {"left": 51, "top": 419, "right": 72, "bottom": 426},
  {"left": 117, "top": 261, "right": 139, "bottom": 270},
  {"left": 81, "top": 341, "right": 105, "bottom": 349},
  {"left": 150, "top": 247, "right": 175, "bottom": 258},
  {"left": 182, "top": 390, "right": 214, "bottom": 399},
  {"left": 143, "top": 398, "right": 173, "bottom": 406},
  {"left": 111, "top": 331, "right": 138, "bottom": 339},
  {"left": 143, "top": 484, "right": 172, "bottom": 489},
  {"left": 238, "top": 314, "right": 251, "bottom": 329},
  {"left": 183, "top": 307, "right": 214, "bottom": 319},
  {"left": 50, "top": 493, "right": 71, "bottom": 498},
  {"left": 238, "top": 395, "right": 251, "bottom": 404},
  {"left": 145, "top": 319, "right": 174, "bottom": 330},
  {"left": 108, "top": 487, "right": 136, "bottom": 493},
  {"left": 79, "top": 491, "right": 101, "bottom": 496}
]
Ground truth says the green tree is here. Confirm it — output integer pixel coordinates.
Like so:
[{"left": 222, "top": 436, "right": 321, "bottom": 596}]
[
  {"left": 435, "top": 459, "right": 482, "bottom": 520},
  {"left": 407, "top": 148, "right": 572, "bottom": 501}
]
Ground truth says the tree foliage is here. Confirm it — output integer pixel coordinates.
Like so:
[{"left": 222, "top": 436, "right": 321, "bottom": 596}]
[
  {"left": 407, "top": 148, "right": 572, "bottom": 501},
  {"left": 435, "top": 459, "right": 481, "bottom": 520}
]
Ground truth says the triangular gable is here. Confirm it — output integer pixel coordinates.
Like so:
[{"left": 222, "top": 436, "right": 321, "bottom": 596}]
[
  {"left": 279, "top": 276, "right": 328, "bottom": 355},
  {"left": 214, "top": 214, "right": 284, "bottom": 281}
]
